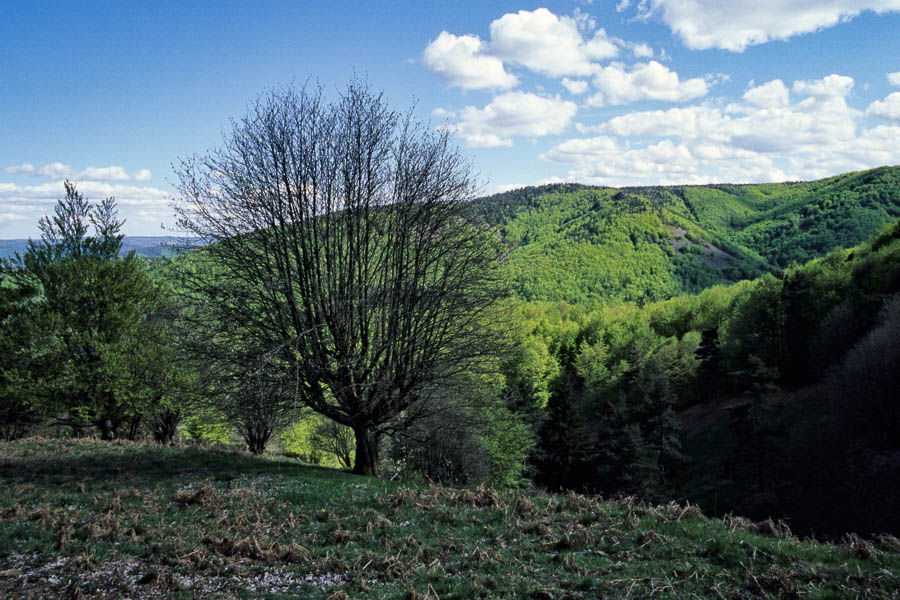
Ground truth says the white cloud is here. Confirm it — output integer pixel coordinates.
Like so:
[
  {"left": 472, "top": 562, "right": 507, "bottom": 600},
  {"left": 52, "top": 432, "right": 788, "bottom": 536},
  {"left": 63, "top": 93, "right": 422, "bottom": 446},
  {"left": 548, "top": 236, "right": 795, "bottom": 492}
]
[
  {"left": 0, "top": 180, "right": 174, "bottom": 236},
  {"left": 454, "top": 92, "right": 578, "bottom": 147},
  {"left": 78, "top": 166, "right": 132, "bottom": 181},
  {"left": 4, "top": 164, "right": 36, "bottom": 175},
  {"left": 602, "top": 105, "right": 732, "bottom": 141},
  {"left": 792, "top": 74, "right": 854, "bottom": 98},
  {"left": 0, "top": 212, "right": 30, "bottom": 224},
  {"left": 631, "top": 0, "right": 900, "bottom": 51},
  {"left": 867, "top": 92, "right": 900, "bottom": 122},
  {"left": 541, "top": 73, "right": 900, "bottom": 186},
  {"left": 616, "top": 74, "right": 859, "bottom": 149},
  {"left": 630, "top": 42, "right": 655, "bottom": 58},
  {"left": 37, "top": 162, "right": 73, "bottom": 179},
  {"left": 743, "top": 79, "right": 789, "bottom": 108},
  {"left": 561, "top": 78, "right": 589, "bottom": 94},
  {"left": 888, "top": 71, "right": 900, "bottom": 86},
  {"left": 423, "top": 31, "right": 518, "bottom": 90},
  {"left": 431, "top": 107, "right": 457, "bottom": 119},
  {"left": 0, "top": 181, "right": 172, "bottom": 207},
  {"left": 540, "top": 137, "right": 705, "bottom": 184},
  {"left": 3, "top": 162, "right": 153, "bottom": 182},
  {"left": 489, "top": 8, "right": 618, "bottom": 77},
  {"left": 588, "top": 60, "right": 709, "bottom": 105}
]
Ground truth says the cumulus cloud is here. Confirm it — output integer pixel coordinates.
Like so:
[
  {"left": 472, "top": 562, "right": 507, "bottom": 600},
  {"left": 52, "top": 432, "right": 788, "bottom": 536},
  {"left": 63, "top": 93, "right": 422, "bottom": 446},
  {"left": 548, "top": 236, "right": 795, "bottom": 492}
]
[
  {"left": 743, "top": 79, "right": 790, "bottom": 108},
  {"left": 678, "top": 75, "right": 860, "bottom": 153},
  {"left": 454, "top": 92, "right": 578, "bottom": 147},
  {"left": 0, "top": 181, "right": 172, "bottom": 207},
  {"left": 423, "top": 31, "right": 518, "bottom": 90},
  {"left": 489, "top": 8, "right": 619, "bottom": 77},
  {"left": 4, "top": 162, "right": 153, "bottom": 182},
  {"left": 630, "top": 0, "right": 900, "bottom": 51},
  {"left": 867, "top": 92, "right": 900, "bottom": 122},
  {"left": 0, "top": 180, "right": 173, "bottom": 236},
  {"left": 561, "top": 78, "right": 589, "bottom": 94},
  {"left": 541, "top": 73, "right": 900, "bottom": 186},
  {"left": 0, "top": 212, "right": 30, "bottom": 224},
  {"left": 888, "top": 71, "right": 900, "bottom": 86},
  {"left": 37, "top": 162, "right": 74, "bottom": 179},
  {"left": 77, "top": 166, "right": 133, "bottom": 181},
  {"left": 431, "top": 107, "right": 457, "bottom": 119},
  {"left": 792, "top": 74, "right": 854, "bottom": 98},
  {"left": 601, "top": 105, "right": 732, "bottom": 141},
  {"left": 630, "top": 42, "right": 655, "bottom": 58},
  {"left": 588, "top": 60, "right": 709, "bottom": 106},
  {"left": 421, "top": 7, "right": 712, "bottom": 107},
  {"left": 541, "top": 137, "right": 713, "bottom": 185}
]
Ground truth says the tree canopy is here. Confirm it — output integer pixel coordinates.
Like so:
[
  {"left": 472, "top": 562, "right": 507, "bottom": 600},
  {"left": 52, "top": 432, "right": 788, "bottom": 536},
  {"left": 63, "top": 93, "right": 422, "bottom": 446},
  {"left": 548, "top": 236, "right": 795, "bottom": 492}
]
[
  {"left": 173, "top": 80, "right": 504, "bottom": 475},
  {"left": 0, "top": 182, "right": 168, "bottom": 440}
]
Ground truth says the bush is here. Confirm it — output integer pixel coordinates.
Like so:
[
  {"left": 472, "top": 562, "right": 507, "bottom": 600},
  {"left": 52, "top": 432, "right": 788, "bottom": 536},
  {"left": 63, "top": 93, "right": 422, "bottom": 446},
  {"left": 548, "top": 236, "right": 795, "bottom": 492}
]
[{"left": 182, "top": 407, "right": 232, "bottom": 445}]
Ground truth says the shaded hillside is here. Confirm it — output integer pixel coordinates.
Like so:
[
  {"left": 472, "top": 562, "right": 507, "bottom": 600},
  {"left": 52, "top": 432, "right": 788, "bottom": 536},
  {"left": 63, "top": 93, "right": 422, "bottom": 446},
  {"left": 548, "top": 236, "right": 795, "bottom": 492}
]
[
  {"left": 506, "top": 218, "right": 900, "bottom": 538},
  {"left": 469, "top": 166, "right": 900, "bottom": 303}
]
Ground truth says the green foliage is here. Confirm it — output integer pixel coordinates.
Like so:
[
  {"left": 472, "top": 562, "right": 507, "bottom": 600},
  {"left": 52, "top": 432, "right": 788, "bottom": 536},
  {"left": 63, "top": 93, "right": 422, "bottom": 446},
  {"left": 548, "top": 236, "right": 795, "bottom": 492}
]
[
  {"left": 480, "top": 403, "right": 533, "bottom": 487},
  {"left": 4, "top": 438, "right": 898, "bottom": 599},
  {"left": 473, "top": 166, "right": 900, "bottom": 305},
  {"left": 503, "top": 214, "right": 900, "bottom": 527},
  {"left": 0, "top": 276, "right": 49, "bottom": 439},
  {"left": 280, "top": 412, "right": 354, "bottom": 468},
  {"left": 181, "top": 406, "right": 232, "bottom": 445},
  {"left": 0, "top": 183, "right": 173, "bottom": 440},
  {"left": 828, "top": 293, "right": 900, "bottom": 446}
]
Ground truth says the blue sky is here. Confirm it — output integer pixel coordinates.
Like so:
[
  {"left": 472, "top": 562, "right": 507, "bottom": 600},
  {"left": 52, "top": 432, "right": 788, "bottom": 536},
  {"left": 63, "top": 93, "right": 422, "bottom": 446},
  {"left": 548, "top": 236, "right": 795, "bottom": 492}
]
[{"left": 2, "top": 1, "right": 899, "bottom": 237}]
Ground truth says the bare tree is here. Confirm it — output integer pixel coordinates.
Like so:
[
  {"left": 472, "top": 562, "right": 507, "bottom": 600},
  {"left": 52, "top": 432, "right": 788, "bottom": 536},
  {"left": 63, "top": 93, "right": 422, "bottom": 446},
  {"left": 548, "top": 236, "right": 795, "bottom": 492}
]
[{"left": 173, "top": 80, "right": 502, "bottom": 475}]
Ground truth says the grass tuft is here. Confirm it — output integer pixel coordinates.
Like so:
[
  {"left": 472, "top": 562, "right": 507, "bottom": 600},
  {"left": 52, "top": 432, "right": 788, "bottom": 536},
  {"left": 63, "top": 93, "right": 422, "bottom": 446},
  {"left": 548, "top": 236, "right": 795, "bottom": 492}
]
[{"left": 2, "top": 437, "right": 898, "bottom": 598}]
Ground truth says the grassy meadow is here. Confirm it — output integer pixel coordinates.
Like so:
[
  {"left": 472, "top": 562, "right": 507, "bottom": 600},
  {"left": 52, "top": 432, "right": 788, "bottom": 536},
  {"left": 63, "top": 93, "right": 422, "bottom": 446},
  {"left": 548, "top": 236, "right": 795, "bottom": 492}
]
[{"left": 1, "top": 438, "right": 898, "bottom": 599}]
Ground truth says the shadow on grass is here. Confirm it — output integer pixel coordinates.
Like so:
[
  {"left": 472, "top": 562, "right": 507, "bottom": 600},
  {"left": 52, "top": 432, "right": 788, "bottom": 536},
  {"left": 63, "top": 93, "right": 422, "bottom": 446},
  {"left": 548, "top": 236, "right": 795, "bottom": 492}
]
[{"left": 0, "top": 437, "right": 353, "bottom": 487}]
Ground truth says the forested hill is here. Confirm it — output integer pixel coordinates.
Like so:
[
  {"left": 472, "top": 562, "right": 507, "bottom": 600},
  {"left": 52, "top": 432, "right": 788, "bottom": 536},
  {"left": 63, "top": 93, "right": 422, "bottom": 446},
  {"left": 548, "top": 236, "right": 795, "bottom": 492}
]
[{"left": 469, "top": 166, "right": 900, "bottom": 304}]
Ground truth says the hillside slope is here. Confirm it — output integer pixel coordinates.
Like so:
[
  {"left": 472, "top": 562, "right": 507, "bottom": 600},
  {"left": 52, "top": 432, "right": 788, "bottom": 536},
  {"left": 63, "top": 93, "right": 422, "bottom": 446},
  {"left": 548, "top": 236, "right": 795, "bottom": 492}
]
[
  {"left": 1, "top": 438, "right": 898, "bottom": 599},
  {"left": 470, "top": 166, "right": 900, "bottom": 303}
]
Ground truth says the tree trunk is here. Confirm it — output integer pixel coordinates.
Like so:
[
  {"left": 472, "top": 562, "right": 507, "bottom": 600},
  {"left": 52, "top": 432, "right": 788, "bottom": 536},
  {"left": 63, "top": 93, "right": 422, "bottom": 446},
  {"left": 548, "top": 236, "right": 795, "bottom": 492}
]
[
  {"left": 126, "top": 415, "right": 142, "bottom": 440},
  {"left": 352, "top": 426, "right": 379, "bottom": 476},
  {"left": 151, "top": 408, "right": 181, "bottom": 444},
  {"left": 98, "top": 418, "right": 117, "bottom": 441}
]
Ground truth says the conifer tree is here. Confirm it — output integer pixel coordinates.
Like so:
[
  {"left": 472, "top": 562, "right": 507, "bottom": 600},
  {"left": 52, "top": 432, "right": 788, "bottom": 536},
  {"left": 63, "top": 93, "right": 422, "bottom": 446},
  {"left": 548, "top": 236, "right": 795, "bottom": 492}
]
[{"left": 2, "top": 182, "right": 166, "bottom": 439}]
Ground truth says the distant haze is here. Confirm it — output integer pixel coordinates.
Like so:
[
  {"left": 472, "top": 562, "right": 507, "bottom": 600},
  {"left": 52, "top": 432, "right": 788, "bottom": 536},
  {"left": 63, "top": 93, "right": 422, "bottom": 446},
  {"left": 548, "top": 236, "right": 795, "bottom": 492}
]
[{"left": 0, "top": 237, "right": 201, "bottom": 260}]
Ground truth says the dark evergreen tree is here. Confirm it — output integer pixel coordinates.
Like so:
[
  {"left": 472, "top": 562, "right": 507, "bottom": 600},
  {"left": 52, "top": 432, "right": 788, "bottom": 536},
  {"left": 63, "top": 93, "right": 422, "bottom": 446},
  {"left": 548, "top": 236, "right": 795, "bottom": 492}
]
[
  {"left": 533, "top": 367, "right": 593, "bottom": 491},
  {"left": 1, "top": 182, "right": 167, "bottom": 439},
  {"left": 594, "top": 354, "right": 683, "bottom": 500},
  {"left": 696, "top": 328, "right": 721, "bottom": 399}
]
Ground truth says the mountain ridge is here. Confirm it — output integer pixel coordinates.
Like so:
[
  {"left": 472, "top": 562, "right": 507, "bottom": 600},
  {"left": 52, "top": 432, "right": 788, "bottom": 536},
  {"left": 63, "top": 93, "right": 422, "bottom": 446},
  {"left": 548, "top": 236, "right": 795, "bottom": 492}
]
[{"left": 469, "top": 165, "right": 900, "bottom": 303}]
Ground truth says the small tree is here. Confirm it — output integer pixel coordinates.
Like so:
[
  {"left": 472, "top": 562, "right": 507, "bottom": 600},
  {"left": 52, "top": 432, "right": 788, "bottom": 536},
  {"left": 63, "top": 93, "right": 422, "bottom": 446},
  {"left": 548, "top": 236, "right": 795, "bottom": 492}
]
[
  {"left": 174, "top": 80, "right": 502, "bottom": 475},
  {"left": 2, "top": 182, "right": 166, "bottom": 439},
  {"left": 311, "top": 418, "right": 356, "bottom": 469}
]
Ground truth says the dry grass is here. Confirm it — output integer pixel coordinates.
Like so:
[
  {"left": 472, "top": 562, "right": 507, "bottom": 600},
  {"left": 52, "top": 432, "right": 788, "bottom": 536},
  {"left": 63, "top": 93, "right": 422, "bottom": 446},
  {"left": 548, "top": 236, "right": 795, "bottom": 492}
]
[{"left": 1, "top": 437, "right": 898, "bottom": 599}]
